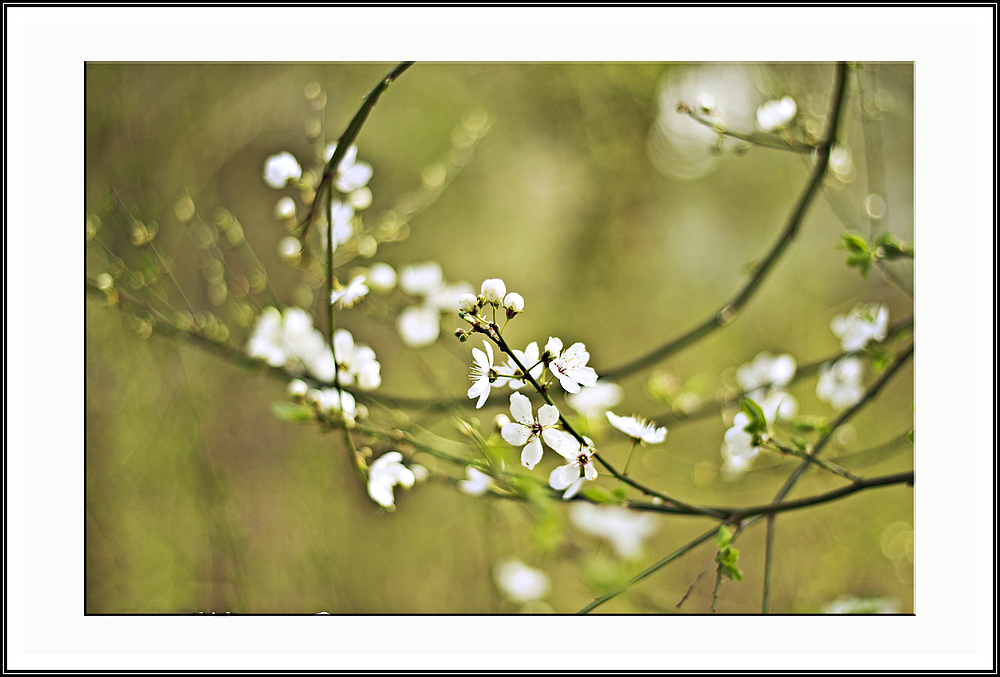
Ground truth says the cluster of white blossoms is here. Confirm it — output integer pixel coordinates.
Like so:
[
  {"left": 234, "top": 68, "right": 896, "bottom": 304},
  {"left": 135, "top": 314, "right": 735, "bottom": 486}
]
[
  {"left": 396, "top": 261, "right": 474, "bottom": 348},
  {"left": 457, "top": 278, "right": 608, "bottom": 498},
  {"left": 264, "top": 143, "right": 376, "bottom": 262},
  {"left": 247, "top": 307, "right": 381, "bottom": 390},
  {"left": 816, "top": 303, "right": 890, "bottom": 411},
  {"left": 721, "top": 351, "right": 799, "bottom": 480}
]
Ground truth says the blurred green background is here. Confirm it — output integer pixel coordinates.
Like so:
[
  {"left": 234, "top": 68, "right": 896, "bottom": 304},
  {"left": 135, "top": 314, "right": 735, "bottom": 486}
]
[{"left": 85, "top": 62, "right": 913, "bottom": 614}]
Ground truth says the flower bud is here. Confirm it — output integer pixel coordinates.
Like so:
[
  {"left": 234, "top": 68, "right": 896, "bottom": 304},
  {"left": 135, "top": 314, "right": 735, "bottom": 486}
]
[
  {"left": 287, "top": 379, "right": 309, "bottom": 400},
  {"left": 503, "top": 292, "right": 524, "bottom": 315},
  {"left": 458, "top": 293, "right": 479, "bottom": 313},
  {"left": 480, "top": 278, "right": 506, "bottom": 304},
  {"left": 455, "top": 328, "right": 470, "bottom": 342}
]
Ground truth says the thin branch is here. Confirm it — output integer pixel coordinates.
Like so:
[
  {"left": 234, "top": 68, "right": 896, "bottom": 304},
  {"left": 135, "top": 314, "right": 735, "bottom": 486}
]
[
  {"left": 679, "top": 105, "right": 817, "bottom": 154},
  {"left": 576, "top": 524, "right": 720, "bottom": 614},
  {"left": 300, "top": 61, "right": 415, "bottom": 243},
  {"left": 601, "top": 62, "right": 850, "bottom": 381}
]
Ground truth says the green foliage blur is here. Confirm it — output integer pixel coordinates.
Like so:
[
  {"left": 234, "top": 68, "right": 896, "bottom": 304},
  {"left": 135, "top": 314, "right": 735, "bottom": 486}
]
[{"left": 85, "top": 63, "right": 914, "bottom": 614}]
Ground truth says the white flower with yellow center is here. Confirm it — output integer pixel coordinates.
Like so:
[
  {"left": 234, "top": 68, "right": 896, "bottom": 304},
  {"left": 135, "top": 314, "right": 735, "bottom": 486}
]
[
  {"left": 545, "top": 337, "right": 598, "bottom": 394},
  {"left": 467, "top": 340, "right": 499, "bottom": 409},
  {"left": 549, "top": 436, "right": 598, "bottom": 499},
  {"left": 329, "top": 274, "right": 369, "bottom": 309},
  {"left": 501, "top": 392, "right": 573, "bottom": 469},
  {"left": 367, "top": 452, "right": 415, "bottom": 510},
  {"left": 606, "top": 412, "right": 668, "bottom": 444}
]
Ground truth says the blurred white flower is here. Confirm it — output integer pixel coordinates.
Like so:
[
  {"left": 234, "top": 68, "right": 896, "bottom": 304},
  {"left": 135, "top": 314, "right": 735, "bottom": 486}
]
[
  {"left": 274, "top": 196, "right": 297, "bottom": 220},
  {"left": 816, "top": 356, "right": 865, "bottom": 411},
  {"left": 314, "top": 387, "right": 357, "bottom": 423},
  {"left": 545, "top": 337, "right": 598, "bottom": 394},
  {"left": 831, "top": 303, "right": 889, "bottom": 352},
  {"left": 325, "top": 142, "right": 374, "bottom": 193},
  {"left": 399, "top": 261, "right": 444, "bottom": 296},
  {"left": 246, "top": 307, "right": 288, "bottom": 367},
  {"left": 330, "top": 274, "right": 369, "bottom": 310},
  {"left": 287, "top": 378, "right": 309, "bottom": 399},
  {"left": 396, "top": 305, "right": 440, "bottom": 348},
  {"left": 333, "top": 328, "right": 381, "bottom": 391},
  {"left": 735, "top": 352, "right": 797, "bottom": 393},
  {"left": 427, "top": 281, "right": 475, "bottom": 313},
  {"left": 493, "top": 558, "right": 550, "bottom": 602},
  {"left": 822, "top": 594, "right": 899, "bottom": 614},
  {"left": 570, "top": 503, "right": 658, "bottom": 559},
  {"left": 459, "top": 466, "right": 493, "bottom": 496},
  {"left": 501, "top": 392, "right": 573, "bottom": 470},
  {"left": 549, "top": 437, "right": 597, "bottom": 498},
  {"left": 262, "top": 151, "right": 302, "bottom": 189},
  {"left": 756, "top": 388, "right": 798, "bottom": 423},
  {"left": 467, "top": 340, "right": 498, "bottom": 409},
  {"left": 367, "top": 262, "right": 397, "bottom": 293},
  {"left": 722, "top": 411, "right": 761, "bottom": 464},
  {"left": 367, "top": 452, "right": 415, "bottom": 509},
  {"left": 325, "top": 200, "right": 355, "bottom": 253},
  {"left": 606, "top": 412, "right": 668, "bottom": 444},
  {"left": 756, "top": 96, "right": 797, "bottom": 132},
  {"left": 566, "top": 380, "right": 624, "bottom": 419}
]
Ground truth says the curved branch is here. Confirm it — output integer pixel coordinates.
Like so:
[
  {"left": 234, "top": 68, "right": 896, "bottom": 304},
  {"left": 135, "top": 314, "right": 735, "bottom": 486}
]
[{"left": 601, "top": 62, "right": 851, "bottom": 381}]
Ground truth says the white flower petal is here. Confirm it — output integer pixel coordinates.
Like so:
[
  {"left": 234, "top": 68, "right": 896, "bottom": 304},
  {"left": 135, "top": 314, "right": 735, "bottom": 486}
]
[
  {"left": 501, "top": 421, "right": 531, "bottom": 446},
  {"left": 509, "top": 392, "right": 533, "bottom": 425},
  {"left": 521, "top": 438, "right": 544, "bottom": 469},
  {"left": 537, "top": 404, "right": 560, "bottom": 426}
]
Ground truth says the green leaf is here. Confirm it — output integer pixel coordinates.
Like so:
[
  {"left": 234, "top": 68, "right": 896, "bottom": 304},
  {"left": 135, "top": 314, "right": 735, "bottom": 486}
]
[
  {"left": 271, "top": 401, "right": 314, "bottom": 422},
  {"left": 580, "top": 485, "right": 621, "bottom": 504},
  {"left": 840, "top": 231, "right": 869, "bottom": 253},
  {"left": 722, "top": 563, "right": 744, "bottom": 582},
  {"left": 714, "top": 525, "right": 733, "bottom": 549},
  {"left": 907, "top": 429, "right": 915, "bottom": 444},
  {"left": 741, "top": 398, "right": 767, "bottom": 435},
  {"left": 786, "top": 415, "right": 830, "bottom": 434},
  {"left": 611, "top": 484, "right": 628, "bottom": 502}
]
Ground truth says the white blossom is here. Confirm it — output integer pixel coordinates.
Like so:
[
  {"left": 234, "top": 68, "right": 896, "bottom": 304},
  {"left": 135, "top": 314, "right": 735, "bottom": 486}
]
[
  {"left": 722, "top": 412, "right": 761, "bottom": 465},
  {"left": 325, "top": 143, "right": 374, "bottom": 193},
  {"left": 330, "top": 274, "right": 369, "bottom": 309},
  {"left": 367, "top": 452, "right": 415, "bottom": 509},
  {"left": 756, "top": 96, "right": 797, "bottom": 132},
  {"left": 480, "top": 278, "right": 507, "bottom": 304},
  {"left": 458, "top": 293, "right": 479, "bottom": 313},
  {"left": 503, "top": 292, "right": 524, "bottom": 313},
  {"left": 545, "top": 337, "right": 598, "bottom": 394},
  {"left": 396, "top": 305, "right": 440, "bottom": 348},
  {"left": 459, "top": 466, "right": 494, "bottom": 496},
  {"left": 566, "top": 380, "right": 624, "bottom": 419},
  {"left": 495, "top": 341, "right": 543, "bottom": 390},
  {"left": 549, "top": 436, "right": 598, "bottom": 499},
  {"left": 570, "top": 503, "right": 658, "bottom": 559},
  {"left": 735, "top": 352, "right": 796, "bottom": 393},
  {"left": 314, "top": 387, "right": 357, "bottom": 423},
  {"left": 287, "top": 379, "right": 309, "bottom": 399},
  {"left": 501, "top": 392, "right": 574, "bottom": 470},
  {"left": 367, "top": 262, "right": 397, "bottom": 293},
  {"left": 467, "top": 340, "right": 499, "bottom": 409},
  {"left": 325, "top": 200, "right": 355, "bottom": 253},
  {"left": 493, "top": 558, "right": 550, "bottom": 602},
  {"left": 399, "top": 261, "right": 444, "bottom": 297},
  {"left": 605, "top": 412, "right": 668, "bottom": 444},
  {"left": 816, "top": 356, "right": 865, "bottom": 411},
  {"left": 274, "top": 196, "right": 297, "bottom": 220},
  {"left": 262, "top": 151, "right": 302, "bottom": 189},
  {"left": 831, "top": 303, "right": 889, "bottom": 352},
  {"left": 333, "top": 328, "right": 381, "bottom": 391}
]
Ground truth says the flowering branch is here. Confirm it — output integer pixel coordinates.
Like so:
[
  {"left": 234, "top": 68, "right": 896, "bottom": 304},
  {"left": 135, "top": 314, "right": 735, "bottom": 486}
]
[{"left": 601, "top": 62, "right": 850, "bottom": 381}]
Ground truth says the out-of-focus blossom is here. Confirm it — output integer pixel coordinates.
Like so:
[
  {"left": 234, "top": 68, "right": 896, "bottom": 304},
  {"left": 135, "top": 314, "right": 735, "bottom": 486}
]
[
  {"left": 493, "top": 558, "right": 550, "bottom": 602},
  {"left": 330, "top": 274, "right": 369, "bottom": 309},
  {"left": 756, "top": 96, "right": 797, "bottom": 132},
  {"left": 325, "top": 143, "right": 374, "bottom": 193},
  {"left": 570, "top": 503, "right": 658, "bottom": 559},
  {"left": 263, "top": 151, "right": 301, "bottom": 189},
  {"left": 822, "top": 594, "right": 899, "bottom": 614},
  {"left": 396, "top": 305, "right": 441, "bottom": 348},
  {"left": 367, "top": 452, "right": 415, "bottom": 509},
  {"left": 816, "top": 356, "right": 866, "bottom": 411},
  {"left": 831, "top": 303, "right": 889, "bottom": 352},
  {"left": 459, "top": 466, "right": 493, "bottom": 496},
  {"left": 367, "top": 262, "right": 397, "bottom": 293},
  {"left": 566, "top": 380, "right": 624, "bottom": 419}
]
